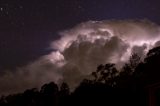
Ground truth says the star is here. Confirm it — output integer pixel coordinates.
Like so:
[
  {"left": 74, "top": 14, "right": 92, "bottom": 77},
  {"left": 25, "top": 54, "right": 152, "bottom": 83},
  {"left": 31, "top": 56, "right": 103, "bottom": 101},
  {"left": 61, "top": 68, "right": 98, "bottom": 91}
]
[
  {"left": 78, "top": 5, "right": 82, "bottom": 9},
  {"left": 19, "top": 6, "right": 23, "bottom": 9},
  {"left": 0, "top": 7, "right": 3, "bottom": 12}
]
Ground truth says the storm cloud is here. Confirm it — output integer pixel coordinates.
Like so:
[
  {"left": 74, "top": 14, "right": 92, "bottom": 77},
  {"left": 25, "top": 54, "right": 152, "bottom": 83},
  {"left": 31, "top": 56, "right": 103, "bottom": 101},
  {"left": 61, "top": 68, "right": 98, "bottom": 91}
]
[{"left": 1, "top": 20, "right": 160, "bottom": 95}]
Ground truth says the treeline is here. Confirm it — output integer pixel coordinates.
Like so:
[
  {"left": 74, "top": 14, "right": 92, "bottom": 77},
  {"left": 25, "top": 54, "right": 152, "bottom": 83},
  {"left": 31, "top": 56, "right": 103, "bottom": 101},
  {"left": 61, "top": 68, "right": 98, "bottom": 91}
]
[{"left": 1, "top": 46, "right": 160, "bottom": 106}]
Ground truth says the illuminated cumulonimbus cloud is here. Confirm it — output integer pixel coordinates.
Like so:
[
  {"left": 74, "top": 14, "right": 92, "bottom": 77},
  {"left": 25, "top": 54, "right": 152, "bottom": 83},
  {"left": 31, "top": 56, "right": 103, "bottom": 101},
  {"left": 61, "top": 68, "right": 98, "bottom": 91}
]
[
  {"left": 0, "top": 20, "right": 160, "bottom": 95},
  {"left": 50, "top": 20, "right": 160, "bottom": 68},
  {"left": 48, "top": 20, "right": 160, "bottom": 88},
  {"left": 51, "top": 20, "right": 160, "bottom": 62}
]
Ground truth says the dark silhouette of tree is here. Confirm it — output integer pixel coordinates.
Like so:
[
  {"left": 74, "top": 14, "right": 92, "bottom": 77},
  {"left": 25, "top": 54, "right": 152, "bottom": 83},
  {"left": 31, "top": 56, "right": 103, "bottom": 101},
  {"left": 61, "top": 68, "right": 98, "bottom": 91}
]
[
  {"left": 123, "top": 53, "right": 141, "bottom": 75},
  {"left": 2, "top": 47, "right": 160, "bottom": 106},
  {"left": 59, "top": 82, "right": 70, "bottom": 96},
  {"left": 145, "top": 46, "right": 160, "bottom": 63},
  {"left": 91, "top": 63, "right": 118, "bottom": 86},
  {"left": 0, "top": 96, "right": 7, "bottom": 106},
  {"left": 134, "top": 46, "right": 160, "bottom": 87},
  {"left": 40, "top": 82, "right": 59, "bottom": 106},
  {"left": 21, "top": 88, "right": 39, "bottom": 106},
  {"left": 59, "top": 82, "right": 70, "bottom": 106},
  {"left": 0, "top": 88, "right": 40, "bottom": 106},
  {"left": 115, "top": 53, "right": 141, "bottom": 89},
  {"left": 72, "top": 78, "right": 114, "bottom": 106}
]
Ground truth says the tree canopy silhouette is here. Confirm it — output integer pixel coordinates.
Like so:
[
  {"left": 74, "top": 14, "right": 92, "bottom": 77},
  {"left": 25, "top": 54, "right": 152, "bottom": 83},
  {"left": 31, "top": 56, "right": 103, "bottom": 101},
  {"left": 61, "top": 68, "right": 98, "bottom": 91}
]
[{"left": 1, "top": 46, "right": 160, "bottom": 106}]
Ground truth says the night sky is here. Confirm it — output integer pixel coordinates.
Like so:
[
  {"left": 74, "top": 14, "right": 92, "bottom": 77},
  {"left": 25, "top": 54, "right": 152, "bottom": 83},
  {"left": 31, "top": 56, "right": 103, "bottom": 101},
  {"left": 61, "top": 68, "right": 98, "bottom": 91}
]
[{"left": 0, "top": 0, "right": 160, "bottom": 70}]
